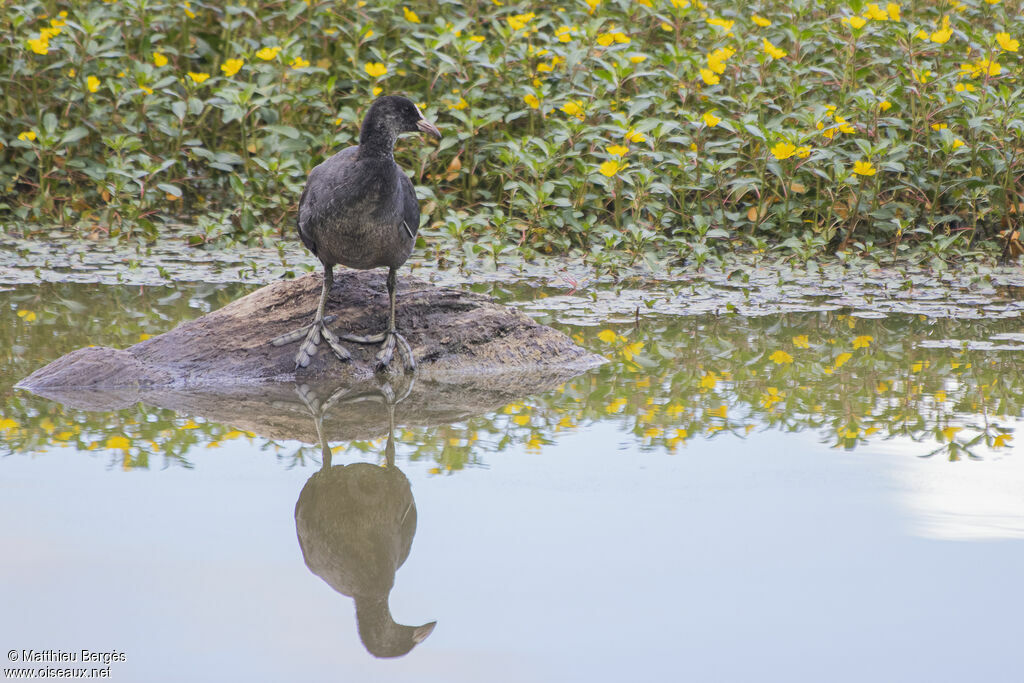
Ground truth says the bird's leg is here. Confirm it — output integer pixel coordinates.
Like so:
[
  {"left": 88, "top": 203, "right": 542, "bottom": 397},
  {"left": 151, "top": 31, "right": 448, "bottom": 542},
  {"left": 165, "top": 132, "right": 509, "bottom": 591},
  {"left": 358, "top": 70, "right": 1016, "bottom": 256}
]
[
  {"left": 271, "top": 265, "right": 351, "bottom": 368},
  {"left": 375, "top": 267, "right": 416, "bottom": 373},
  {"left": 340, "top": 267, "right": 416, "bottom": 374}
]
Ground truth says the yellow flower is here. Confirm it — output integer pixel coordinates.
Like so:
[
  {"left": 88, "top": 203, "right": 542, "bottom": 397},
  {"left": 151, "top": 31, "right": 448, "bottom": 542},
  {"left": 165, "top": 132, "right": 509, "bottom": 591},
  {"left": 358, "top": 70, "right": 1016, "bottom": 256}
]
[
  {"left": 28, "top": 36, "right": 49, "bottom": 55},
  {"left": 597, "top": 329, "right": 618, "bottom": 344},
  {"left": 561, "top": 100, "right": 585, "bottom": 120},
  {"left": 607, "top": 144, "right": 629, "bottom": 157},
  {"left": 188, "top": 71, "right": 210, "bottom": 84},
  {"left": 537, "top": 62, "right": 553, "bottom": 73},
  {"left": 17, "top": 308, "right": 37, "bottom": 321},
  {"left": 153, "top": 51, "right": 168, "bottom": 66},
  {"left": 931, "top": 123, "right": 947, "bottom": 131},
  {"left": 702, "top": 111, "right": 721, "bottom": 127},
  {"left": 183, "top": 1, "right": 196, "bottom": 18},
  {"left": 951, "top": 138, "right": 965, "bottom": 150},
  {"left": 470, "top": 35, "right": 485, "bottom": 42},
  {"left": 795, "top": 145, "right": 811, "bottom": 158},
  {"left": 699, "top": 68, "right": 720, "bottom": 85},
  {"left": 621, "top": 341, "right": 644, "bottom": 361},
  {"left": 879, "top": 100, "right": 892, "bottom": 111},
  {"left": 660, "top": 21, "right": 673, "bottom": 32},
  {"left": 449, "top": 97, "right": 468, "bottom": 110},
  {"left": 364, "top": 61, "right": 387, "bottom": 78},
  {"left": 852, "top": 160, "right": 876, "bottom": 176},
  {"left": 708, "top": 405, "right": 728, "bottom": 419},
  {"left": 834, "top": 352, "right": 853, "bottom": 368},
  {"left": 625, "top": 128, "right": 646, "bottom": 143},
  {"left": 707, "top": 17, "right": 734, "bottom": 31},
  {"left": 993, "top": 434, "right": 1012, "bottom": 448},
  {"left": 507, "top": 12, "right": 535, "bottom": 31},
  {"left": 87, "top": 75, "right": 100, "bottom": 92},
  {"left": 403, "top": 6, "right": 420, "bottom": 23},
  {"left": 372, "top": 86, "right": 383, "bottom": 96},
  {"left": 852, "top": 335, "right": 873, "bottom": 349},
  {"left": 523, "top": 93, "right": 540, "bottom": 109},
  {"left": 598, "top": 160, "right": 627, "bottom": 177},
  {"left": 700, "top": 372, "right": 718, "bottom": 389},
  {"left": 792, "top": 335, "right": 810, "bottom": 348},
  {"left": 930, "top": 26, "right": 952, "bottom": 44},
  {"left": 760, "top": 387, "right": 785, "bottom": 409},
  {"left": 975, "top": 58, "right": 1001, "bottom": 77},
  {"left": 629, "top": 54, "right": 647, "bottom": 64},
  {"left": 886, "top": 3, "right": 901, "bottom": 21},
  {"left": 605, "top": 397, "right": 627, "bottom": 413},
  {"left": 220, "top": 58, "right": 244, "bottom": 77},
  {"left": 769, "top": 350, "right": 794, "bottom": 364},
  {"left": 291, "top": 56, "right": 310, "bottom": 69},
  {"left": 842, "top": 15, "right": 867, "bottom": 29},
  {"left": 941, "top": 426, "right": 961, "bottom": 442},
  {"left": 913, "top": 68, "right": 932, "bottom": 83},
  {"left": 18, "top": 131, "right": 36, "bottom": 142},
  {"left": 751, "top": 14, "right": 771, "bottom": 27},
  {"left": 770, "top": 141, "right": 797, "bottom": 160},
  {"left": 106, "top": 435, "right": 131, "bottom": 450},
  {"left": 839, "top": 425, "right": 859, "bottom": 439},
  {"left": 139, "top": 84, "right": 153, "bottom": 94},
  {"left": 762, "top": 38, "right": 787, "bottom": 59},
  {"left": 585, "top": 0, "right": 600, "bottom": 13},
  {"left": 995, "top": 32, "right": 1019, "bottom": 52},
  {"left": 706, "top": 47, "right": 735, "bottom": 74},
  {"left": 863, "top": 4, "right": 885, "bottom": 20},
  {"left": 256, "top": 46, "right": 281, "bottom": 61}
]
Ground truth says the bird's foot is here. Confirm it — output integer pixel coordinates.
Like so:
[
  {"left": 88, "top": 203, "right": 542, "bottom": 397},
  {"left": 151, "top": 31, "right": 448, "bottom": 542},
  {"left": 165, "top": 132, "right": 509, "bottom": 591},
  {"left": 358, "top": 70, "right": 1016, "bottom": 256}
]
[
  {"left": 375, "top": 330, "right": 416, "bottom": 374},
  {"left": 339, "top": 329, "right": 415, "bottom": 374},
  {"left": 271, "top": 316, "right": 349, "bottom": 369}
]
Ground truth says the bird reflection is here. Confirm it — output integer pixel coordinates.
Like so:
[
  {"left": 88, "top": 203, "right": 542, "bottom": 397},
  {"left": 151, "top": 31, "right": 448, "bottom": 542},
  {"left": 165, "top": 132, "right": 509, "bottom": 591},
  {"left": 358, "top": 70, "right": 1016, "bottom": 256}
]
[{"left": 294, "top": 377, "right": 436, "bottom": 658}]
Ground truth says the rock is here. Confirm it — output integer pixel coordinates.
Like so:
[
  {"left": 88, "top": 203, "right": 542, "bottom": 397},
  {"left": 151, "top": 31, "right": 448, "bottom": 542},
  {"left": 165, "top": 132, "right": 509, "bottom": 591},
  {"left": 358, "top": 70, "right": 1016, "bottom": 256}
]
[{"left": 17, "top": 270, "right": 604, "bottom": 395}]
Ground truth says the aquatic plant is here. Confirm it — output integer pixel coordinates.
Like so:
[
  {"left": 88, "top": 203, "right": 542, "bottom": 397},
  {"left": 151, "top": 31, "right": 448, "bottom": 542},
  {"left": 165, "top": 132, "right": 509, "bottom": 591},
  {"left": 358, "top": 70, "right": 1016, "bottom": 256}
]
[{"left": 1, "top": 1, "right": 1023, "bottom": 260}]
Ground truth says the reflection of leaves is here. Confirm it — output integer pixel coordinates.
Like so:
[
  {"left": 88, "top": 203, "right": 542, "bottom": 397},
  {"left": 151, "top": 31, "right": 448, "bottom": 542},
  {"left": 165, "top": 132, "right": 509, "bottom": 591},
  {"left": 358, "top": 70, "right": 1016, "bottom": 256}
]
[{"left": 2, "top": 283, "right": 1022, "bottom": 468}]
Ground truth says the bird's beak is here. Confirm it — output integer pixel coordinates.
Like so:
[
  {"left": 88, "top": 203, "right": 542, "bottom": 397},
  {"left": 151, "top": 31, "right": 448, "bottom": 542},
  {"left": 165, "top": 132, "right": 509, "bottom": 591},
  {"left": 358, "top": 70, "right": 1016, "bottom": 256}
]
[
  {"left": 412, "top": 622, "right": 437, "bottom": 644},
  {"left": 416, "top": 118, "right": 442, "bottom": 140}
]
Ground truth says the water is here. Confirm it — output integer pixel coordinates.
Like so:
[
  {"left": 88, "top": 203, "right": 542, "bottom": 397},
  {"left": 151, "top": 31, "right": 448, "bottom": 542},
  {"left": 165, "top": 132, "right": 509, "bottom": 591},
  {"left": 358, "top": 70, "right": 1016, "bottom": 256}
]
[{"left": 2, "top": 276, "right": 1023, "bottom": 682}]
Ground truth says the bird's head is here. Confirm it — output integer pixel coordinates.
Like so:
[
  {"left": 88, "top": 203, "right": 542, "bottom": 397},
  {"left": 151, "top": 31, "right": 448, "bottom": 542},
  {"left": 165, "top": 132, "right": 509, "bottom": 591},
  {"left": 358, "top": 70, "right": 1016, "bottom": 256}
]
[{"left": 365, "top": 95, "right": 441, "bottom": 142}]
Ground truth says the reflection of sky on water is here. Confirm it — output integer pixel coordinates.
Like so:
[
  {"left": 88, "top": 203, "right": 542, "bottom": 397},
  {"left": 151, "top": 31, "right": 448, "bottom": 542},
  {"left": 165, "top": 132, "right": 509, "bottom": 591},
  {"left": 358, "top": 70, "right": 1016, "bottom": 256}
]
[
  {"left": 870, "top": 425, "right": 1024, "bottom": 541},
  {"left": 3, "top": 421, "right": 1022, "bottom": 682}
]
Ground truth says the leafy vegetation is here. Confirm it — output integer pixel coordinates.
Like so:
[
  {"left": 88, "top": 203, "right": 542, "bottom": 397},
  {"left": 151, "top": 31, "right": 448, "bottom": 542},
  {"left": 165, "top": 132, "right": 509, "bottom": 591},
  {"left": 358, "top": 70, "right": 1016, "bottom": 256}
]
[
  {"left": 2, "top": 0, "right": 1024, "bottom": 262},
  {"left": 2, "top": 281, "right": 1019, "bottom": 467}
]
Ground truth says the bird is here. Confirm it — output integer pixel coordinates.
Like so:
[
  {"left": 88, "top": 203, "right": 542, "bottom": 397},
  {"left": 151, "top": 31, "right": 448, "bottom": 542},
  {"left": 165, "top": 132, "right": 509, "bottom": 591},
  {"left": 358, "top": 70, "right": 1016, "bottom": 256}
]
[{"left": 273, "top": 95, "right": 441, "bottom": 372}]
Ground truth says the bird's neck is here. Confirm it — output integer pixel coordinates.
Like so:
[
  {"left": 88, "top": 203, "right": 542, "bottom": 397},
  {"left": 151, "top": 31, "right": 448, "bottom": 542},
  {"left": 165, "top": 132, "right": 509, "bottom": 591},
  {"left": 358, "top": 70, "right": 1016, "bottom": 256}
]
[{"left": 358, "top": 118, "right": 398, "bottom": 160}]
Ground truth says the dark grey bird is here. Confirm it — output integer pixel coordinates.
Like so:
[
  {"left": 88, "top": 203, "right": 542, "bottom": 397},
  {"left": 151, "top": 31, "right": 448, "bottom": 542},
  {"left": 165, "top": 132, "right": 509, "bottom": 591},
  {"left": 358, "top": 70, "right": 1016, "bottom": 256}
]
[{"left": 273, "top": 95, "right": 441, "bottom": 372}]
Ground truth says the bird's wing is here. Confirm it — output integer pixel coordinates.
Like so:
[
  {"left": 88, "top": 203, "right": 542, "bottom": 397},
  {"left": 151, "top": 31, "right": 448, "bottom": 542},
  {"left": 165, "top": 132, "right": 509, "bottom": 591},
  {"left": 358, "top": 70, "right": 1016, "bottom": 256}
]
[
  {"left": 397, "top": 169, "right": 420, "bottom": 240},
  {"left": 297, "top": 146, "right": 360, "bottom": 256}
]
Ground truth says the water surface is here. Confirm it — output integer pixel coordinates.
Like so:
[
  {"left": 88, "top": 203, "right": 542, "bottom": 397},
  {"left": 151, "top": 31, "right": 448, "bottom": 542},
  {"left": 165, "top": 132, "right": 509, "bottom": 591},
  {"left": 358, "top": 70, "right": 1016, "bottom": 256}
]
[{"left": 2, "top": 277, "right": 1022, "bottom": 682}]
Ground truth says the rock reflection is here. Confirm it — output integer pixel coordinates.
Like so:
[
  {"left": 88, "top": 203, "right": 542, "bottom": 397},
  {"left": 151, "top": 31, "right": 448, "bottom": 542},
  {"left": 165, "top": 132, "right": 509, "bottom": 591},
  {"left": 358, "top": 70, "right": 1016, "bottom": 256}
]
[{"left": 293, "top": 378, "right": 436, "bottom": 658}]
